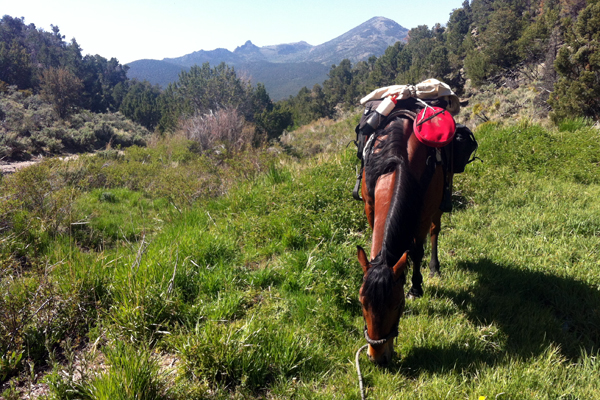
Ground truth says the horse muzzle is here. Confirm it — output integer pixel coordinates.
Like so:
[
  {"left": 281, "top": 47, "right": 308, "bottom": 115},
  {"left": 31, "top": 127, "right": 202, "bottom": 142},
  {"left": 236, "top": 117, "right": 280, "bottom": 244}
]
[
  {"left": 364, "top": 325, "right": 398, "bottom": 364},
  {"left": 367, "top": 342, "right": 395, "bottom": 365}
]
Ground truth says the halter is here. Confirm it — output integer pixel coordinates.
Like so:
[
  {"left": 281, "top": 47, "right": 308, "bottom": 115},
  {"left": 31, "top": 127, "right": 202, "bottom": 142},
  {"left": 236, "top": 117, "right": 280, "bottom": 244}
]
[
  {"left": 361, "top": 260, "right": 406, "bottom": 348},
  {"left": 364, "top": 324, "right": 398, "bottom": 346}
]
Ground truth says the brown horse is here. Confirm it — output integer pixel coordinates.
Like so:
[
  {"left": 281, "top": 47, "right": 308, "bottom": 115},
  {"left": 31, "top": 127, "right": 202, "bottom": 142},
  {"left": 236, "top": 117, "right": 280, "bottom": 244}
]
[{"left": 357, "top": 109, "right": 449, "bottom": 364}]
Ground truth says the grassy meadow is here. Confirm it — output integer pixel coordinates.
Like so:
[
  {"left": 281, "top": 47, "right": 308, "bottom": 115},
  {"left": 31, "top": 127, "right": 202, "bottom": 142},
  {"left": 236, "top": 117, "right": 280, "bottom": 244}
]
[{"left": 1, "top": 115, "right": 600, "bottom": 399}]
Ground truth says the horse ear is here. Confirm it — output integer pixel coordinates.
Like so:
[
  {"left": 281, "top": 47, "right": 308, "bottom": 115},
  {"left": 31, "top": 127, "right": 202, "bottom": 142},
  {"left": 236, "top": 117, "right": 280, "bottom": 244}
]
[
  {"left": 357, "top": 246, "right": 370, "bottom": 274},
  {"left": 392, "top": 251, "right": 409, "bottom": 281}
]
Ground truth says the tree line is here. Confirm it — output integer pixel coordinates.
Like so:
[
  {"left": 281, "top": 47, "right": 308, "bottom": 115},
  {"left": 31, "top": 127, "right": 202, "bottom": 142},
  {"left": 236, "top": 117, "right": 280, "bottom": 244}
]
[{"left": 0, "top": 16, "right": 128, "bottom": 116}]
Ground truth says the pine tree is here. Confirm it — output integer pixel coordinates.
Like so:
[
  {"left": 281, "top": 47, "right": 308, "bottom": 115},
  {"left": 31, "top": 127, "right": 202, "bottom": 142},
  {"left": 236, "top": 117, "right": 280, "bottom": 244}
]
[
  {"left": 40, "top": 67, "right": 83, "bottom": 118},
  {"left": 549, "top": 1, "right": 600, "bottom": 121},
  {"left": 0, "top": 39, "right": 32, "bottom": 88},
  {"left": 158, "top": 62, "right": 254, "bottom": 132},
  {"left": 120, "top": 80, "right": 162, "bottom": 131}
]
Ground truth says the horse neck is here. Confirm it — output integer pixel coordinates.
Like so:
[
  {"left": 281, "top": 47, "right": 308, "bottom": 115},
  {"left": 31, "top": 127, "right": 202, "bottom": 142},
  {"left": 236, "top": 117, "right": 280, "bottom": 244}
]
[
  {"left": 382, "top": 160, "right": 422, "bottom": 267},
  {"left": 370, "top": 170, "right": 396, "bottom": 258},
  {"left": 368, "top": 121, "right": 423, "bottom": 267}
]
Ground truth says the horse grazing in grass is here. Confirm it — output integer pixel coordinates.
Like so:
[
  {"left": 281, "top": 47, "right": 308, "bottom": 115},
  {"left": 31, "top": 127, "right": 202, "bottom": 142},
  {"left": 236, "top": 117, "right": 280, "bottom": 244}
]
[{"left": 357, "top": 103, "right": 449, "bottom": 365}]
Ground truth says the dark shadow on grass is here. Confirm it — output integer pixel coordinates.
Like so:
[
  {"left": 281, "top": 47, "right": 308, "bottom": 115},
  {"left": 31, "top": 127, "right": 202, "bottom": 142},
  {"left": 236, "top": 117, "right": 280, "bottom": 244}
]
[
  {"left": 451, "top": 192, "right": 471, "bottom": 211},
  {"left": 397, "top": 258, "right": 600, "bottom": 374},
  {"left": 394, "top": 345, "right": 495, "bottom": 377}
]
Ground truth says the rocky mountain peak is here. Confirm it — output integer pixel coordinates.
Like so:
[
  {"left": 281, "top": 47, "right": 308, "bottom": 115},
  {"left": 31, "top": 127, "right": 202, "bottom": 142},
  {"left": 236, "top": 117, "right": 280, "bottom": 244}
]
[{"left": 234, "top": 40, "right": 260, "bottom": 53}]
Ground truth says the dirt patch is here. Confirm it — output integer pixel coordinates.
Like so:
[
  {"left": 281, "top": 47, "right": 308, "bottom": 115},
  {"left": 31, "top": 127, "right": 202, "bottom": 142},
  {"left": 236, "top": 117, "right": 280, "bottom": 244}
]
[
  {"left": 1, "top": 155, "right": 80, "bottom": 175},
  {"left": 0, "top": 159, "right": 41, "bottom": 175}
]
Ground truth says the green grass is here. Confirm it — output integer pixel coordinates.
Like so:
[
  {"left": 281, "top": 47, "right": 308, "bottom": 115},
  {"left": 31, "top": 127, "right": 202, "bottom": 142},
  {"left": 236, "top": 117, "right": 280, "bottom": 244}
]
[{"left": 2, "top": 118, "right": 600, "bottom": 399}]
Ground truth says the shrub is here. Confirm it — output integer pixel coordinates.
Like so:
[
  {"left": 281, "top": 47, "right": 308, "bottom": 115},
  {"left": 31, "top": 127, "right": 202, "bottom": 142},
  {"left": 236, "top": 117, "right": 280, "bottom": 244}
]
[
  {"left": 180, "top": 107, "right": 251, "bottom": 153},
  {"left": 0, "top": 86, "right": 150, "bottom": 159},
  {"left": 179, "top": 319, "right": 313, "bottom": 390}
]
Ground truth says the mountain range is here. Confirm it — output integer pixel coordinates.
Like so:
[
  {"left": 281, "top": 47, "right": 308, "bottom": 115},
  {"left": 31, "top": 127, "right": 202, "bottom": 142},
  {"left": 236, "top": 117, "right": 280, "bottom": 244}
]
[{"left": 126, "top": 17, "right": 409, "bottom": 100}]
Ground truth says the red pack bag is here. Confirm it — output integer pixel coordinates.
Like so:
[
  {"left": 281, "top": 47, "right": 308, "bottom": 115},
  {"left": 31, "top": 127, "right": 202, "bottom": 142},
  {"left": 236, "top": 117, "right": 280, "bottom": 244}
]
[{"left": 413, "top": 105, "right": 456, "bottom": 147}]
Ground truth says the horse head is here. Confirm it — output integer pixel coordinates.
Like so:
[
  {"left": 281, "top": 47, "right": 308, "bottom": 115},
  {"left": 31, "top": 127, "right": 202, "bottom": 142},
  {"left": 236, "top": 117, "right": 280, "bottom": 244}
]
[{"left": 357, "top": 245, "right": 409, "bottom": 364}]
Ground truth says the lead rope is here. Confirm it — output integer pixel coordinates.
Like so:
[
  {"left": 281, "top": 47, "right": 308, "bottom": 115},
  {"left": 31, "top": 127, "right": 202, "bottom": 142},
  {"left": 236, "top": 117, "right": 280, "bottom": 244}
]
[{"left": 355, "top": 344, "right": 369, "bottom": 400}]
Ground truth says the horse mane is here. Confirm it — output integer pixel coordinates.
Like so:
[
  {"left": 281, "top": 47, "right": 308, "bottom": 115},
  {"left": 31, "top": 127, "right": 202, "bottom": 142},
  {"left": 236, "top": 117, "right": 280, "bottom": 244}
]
[
  {"left": 362, "top": 253, "right": 395, "bottom": 315},
  {"left": 365, "top": 118, "right": 423, "bottom": 269},
  {"left": 364, "top": 121, "right": 406, "bottom": 199}
]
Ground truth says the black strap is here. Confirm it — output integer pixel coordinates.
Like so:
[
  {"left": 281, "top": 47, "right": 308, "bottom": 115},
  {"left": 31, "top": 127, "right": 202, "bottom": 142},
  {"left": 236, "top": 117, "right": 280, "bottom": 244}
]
[
  {"left": 419, "top": 147, "right": 439, "bottom": 191},
  {"left": 352, "top": 165, "right": 363, "bottom": 201},
  {"left": 415, "top": 108, "right": 447, "bottom": 127},
  {"left": 386, "top": 109, "right": 417, "bottom": 123}
]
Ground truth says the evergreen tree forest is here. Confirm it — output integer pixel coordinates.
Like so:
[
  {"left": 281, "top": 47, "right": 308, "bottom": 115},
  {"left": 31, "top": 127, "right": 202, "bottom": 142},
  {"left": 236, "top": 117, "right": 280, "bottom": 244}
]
[{"left": 2, "top": 0, "right": 600, "bottom": 160}]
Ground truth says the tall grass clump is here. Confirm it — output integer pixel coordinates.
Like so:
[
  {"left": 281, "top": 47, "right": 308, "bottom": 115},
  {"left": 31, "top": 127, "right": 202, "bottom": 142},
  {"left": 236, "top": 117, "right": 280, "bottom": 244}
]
[
  {"left": 87, "top": 343, "right": 169, "bottom": 400},
  {"left": 45, "top": 342, "right": 170, "bottom": 400},
  {"left": 180, "top": 107, "right": 254, "bottom": 153},
  {"left": 179, "top": 318, "right": 314, "bottom": 390},
  {"left": 556, "top": 116, "right": 595, "bottom": 132}
]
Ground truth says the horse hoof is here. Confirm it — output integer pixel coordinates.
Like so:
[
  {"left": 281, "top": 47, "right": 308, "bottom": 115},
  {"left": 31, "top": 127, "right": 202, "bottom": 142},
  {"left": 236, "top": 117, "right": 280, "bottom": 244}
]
[
  {"left": 428, "top": 270, "right": 441, "bottom": 278},
  {"left": 407, "top": 287, "right": 423, "bottom": 299}
]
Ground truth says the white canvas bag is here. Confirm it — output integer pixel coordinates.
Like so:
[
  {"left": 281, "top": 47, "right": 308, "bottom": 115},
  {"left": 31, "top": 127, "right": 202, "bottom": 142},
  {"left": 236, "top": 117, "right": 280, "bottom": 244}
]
[{"left": 360, "top": 78, "right": 461, "bottom": 115}]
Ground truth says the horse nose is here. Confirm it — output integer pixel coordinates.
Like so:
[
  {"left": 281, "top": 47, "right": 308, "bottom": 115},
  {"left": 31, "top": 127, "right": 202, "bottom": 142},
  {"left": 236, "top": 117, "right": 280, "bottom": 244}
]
[{"left": 367, "top": 344, "right": 392, "bottom": 365}]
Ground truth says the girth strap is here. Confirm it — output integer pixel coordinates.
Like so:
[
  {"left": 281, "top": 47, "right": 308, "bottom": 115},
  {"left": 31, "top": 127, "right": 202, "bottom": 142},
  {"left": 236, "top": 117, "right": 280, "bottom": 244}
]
[
  {"left": 419, "top": 147, "right": 439, "bottom": 191},
  {"left": 352, "top": 166, "right": 363, "bottom": 201}
]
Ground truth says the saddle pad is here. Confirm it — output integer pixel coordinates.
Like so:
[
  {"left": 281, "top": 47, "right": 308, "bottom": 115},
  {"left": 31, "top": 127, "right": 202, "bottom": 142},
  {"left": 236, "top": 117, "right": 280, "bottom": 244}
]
[{"left": 413, "top": 106, "right": 456, "bottom": 148}]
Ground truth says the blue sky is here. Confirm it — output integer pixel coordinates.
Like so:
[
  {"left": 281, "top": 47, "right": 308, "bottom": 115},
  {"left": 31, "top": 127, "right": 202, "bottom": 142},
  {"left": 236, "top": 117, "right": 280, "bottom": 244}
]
[{"left": 3, "top": 0, "right": 465, "bottom": 64}]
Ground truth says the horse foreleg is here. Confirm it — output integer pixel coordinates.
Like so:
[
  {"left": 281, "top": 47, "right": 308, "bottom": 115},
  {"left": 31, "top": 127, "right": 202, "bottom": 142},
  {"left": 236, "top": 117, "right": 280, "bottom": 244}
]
[
  {"left": 407, "top": 242, "right": 425, "bottom": 299},
  {"left": 428, "top": 209, "right": 443, "bottom": 277}
]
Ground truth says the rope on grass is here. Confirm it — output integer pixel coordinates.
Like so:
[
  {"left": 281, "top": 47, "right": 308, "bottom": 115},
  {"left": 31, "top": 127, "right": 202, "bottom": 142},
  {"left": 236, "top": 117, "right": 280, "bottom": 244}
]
[{"left": 355, "top": 344, "right": 369, "bottom": 400}]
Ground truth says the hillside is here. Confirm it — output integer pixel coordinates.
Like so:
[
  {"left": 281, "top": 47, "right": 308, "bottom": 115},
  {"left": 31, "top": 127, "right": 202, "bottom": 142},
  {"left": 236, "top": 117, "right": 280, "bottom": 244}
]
[
  {"left": 123, "top": 59, "right": 188, "bottom": 89},
  {"left": 1, "top": 115, "right": 600, "bottom": 398},
  {"left": 126, "top": 16, "right": 408, "bottom": 99},
  {"left": 237, "top": 61, "right": 330, "bottom": 101}
]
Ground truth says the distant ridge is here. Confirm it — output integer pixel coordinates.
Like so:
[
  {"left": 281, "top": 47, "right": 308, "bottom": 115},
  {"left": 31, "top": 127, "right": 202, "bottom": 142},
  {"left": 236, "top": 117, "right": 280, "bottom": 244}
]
[
  {"left": 125, "top": 59, "right": 185, "bottom": 89},
  {"left": 301, "top": 17, "right": 409, "bottom": 66},
  {"left": 126, "top": 17, "right": 408, "bottom": 99}
]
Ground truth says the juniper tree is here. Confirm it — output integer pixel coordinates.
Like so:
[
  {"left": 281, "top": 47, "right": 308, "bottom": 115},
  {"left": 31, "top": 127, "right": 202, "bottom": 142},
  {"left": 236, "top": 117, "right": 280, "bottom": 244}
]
[{"left": 549, "top": 1, "right": 600, "bottom": 121}]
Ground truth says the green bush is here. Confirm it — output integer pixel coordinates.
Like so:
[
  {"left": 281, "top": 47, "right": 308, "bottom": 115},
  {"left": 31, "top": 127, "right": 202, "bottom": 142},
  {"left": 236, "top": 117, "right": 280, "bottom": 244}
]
[
  {"left": 0, "top": 86, "right": 150, "bottom": 158},
  {"left": 549, "top": 2, "right": 600, "bottom": 122}
]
